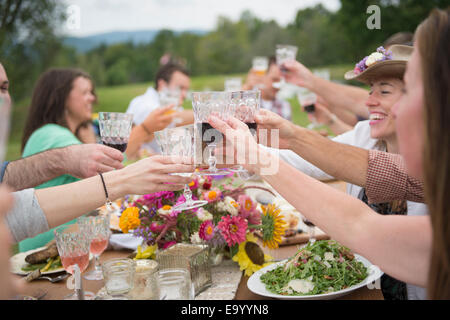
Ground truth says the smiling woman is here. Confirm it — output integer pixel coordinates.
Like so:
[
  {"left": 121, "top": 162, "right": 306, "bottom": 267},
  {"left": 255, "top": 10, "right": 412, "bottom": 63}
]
[{"left": 19, "top": 68, "right": 97, "bottom": 252}]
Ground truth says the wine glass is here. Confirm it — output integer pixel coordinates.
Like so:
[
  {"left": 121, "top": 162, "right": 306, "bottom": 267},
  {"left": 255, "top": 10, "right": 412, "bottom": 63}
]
[
  {"left": 297, "top": 89, "right": 320, "bottom": 129},
  {"left": 313, "top": 69, "right": 331, "bottom": 81},
  {"left": 54, "top": 224, "right": 95, "bottom": 300},
  {"left": 159, "top": 88, "right": 184, "bottom": 125},
  {"left": 303, "top": 217, "right": 316, "bottom": 244},
  {"left": 154, "top": 125, "right": 208, "bottom": 211},
  {"left": 77, "top": 214, "right": 111, "bottom": 281},
  {"left": 192, "top": 91, "right": 232, "bottom": 176},
  {"left": 274, "top": 44, "right": 298, "bottom": 88},
  {"left": 224, "top": 78, "right": 242, "bottom": 92},
  {"left": 227, "top": 90, "right": 261, "bottom": 180},
  {"left": 98, "top": 112, "right": 133, "bottom": 153},
  {"left": 252, "top": 56, "right": 269, "bottom": 90}
]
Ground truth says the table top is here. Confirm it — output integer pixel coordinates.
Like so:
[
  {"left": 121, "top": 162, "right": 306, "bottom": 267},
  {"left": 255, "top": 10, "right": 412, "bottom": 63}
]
[
  {"left": 17, "top": 179, "right": 383, "bottom": 300},
  {"left": 18, "top": 246, "right": 383, "bottom": 300}
]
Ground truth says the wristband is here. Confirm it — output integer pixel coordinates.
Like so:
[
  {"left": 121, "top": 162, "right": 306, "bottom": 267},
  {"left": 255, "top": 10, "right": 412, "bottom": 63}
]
[{"left": 99, "top": 173, "right": 112, "bottom": 207}]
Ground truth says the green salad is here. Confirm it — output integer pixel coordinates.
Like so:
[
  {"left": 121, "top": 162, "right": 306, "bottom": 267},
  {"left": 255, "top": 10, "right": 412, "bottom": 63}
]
[{"left": 260, "top": 240, "right": 368, "bottom": 296}]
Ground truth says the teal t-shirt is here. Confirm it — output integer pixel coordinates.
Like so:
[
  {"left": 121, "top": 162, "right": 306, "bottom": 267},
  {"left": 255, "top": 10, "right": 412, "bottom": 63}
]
[{"left": 19, "top": 124, "right": 82, "bottom": 252}]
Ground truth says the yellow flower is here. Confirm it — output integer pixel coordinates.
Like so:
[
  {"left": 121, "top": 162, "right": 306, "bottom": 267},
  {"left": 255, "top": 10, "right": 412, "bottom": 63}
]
[
  {"left": 261, "top": 204, "right": 287, "bottom": 249},
  {"left": 134, "top": 244, "right": 158, "bottom": 260},
  {"left": 232, "top": 233, "right": 273, "bottom": 277},
  {"left": 119, "top": 207, "right": 141, "bottom": 233}
]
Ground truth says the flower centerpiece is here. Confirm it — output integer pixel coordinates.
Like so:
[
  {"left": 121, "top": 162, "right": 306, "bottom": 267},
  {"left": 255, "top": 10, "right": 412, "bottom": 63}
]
[{"left": 119, "top": 172, "right": 287, "bottom": 276}]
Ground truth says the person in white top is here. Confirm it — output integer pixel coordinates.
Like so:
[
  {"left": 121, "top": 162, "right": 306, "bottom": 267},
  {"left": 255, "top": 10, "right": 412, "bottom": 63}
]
[
  {"left": 262, "top": 45, "right": 427, "bottom": 300},
  {"left": 126, "top": 62, "right": 194, "bottom": 154}
]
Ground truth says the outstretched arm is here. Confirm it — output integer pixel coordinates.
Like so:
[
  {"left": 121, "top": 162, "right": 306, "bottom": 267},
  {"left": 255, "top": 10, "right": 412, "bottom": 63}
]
[
  {"left": 255, "top": 109, "right": 425, "bottom": 203},
  {"left": 5, "top": 155, "right": 194, "bottom": 243},
  {"left": 283, "top": 60, "right": 369, "bottom": 122},
  {"left": 209, "top": 115, "right": 431, "bottom": 287},
  {"left": 3, "top": 144, "right": 124, "bottom": 191}
]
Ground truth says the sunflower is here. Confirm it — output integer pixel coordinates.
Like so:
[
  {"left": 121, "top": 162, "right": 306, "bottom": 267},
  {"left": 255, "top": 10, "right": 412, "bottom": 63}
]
[
  {"left": 260, "top": 204, "right": 287, "bottom": 249},
  {"left": 232, "top": 233, "right": 273, "bottom": 276}
]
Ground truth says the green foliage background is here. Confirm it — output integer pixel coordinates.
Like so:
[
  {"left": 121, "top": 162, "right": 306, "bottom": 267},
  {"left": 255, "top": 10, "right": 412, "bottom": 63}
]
[{"left": 2, "top": 0, "right": 449, "bottom": 160}]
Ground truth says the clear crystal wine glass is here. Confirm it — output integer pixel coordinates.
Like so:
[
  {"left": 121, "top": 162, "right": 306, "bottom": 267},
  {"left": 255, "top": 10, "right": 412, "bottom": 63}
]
[
  {"left": 154, "top": 125, "right": 208, "bottom": 211},
  {"left": 252, "top": 56, "right": 269, "bottom": 90},
  {"left": 191, "top": 91, "right": 232, "bottom": 176},
  {"left": 274, "top": 44, "right": 298, "bottom": 88},
  {"left": 227, "top": 90, "right": 261, "bottom": 180},
  {"left": 98, "top": 112, "right": 133, "bottom": 153},
  {"left": 297, "top": 89, "right": 319, "bottom": 129},
  {"left": 54, "top": 224, "right": 95, "bottom": 300},
  {"left": 224, "top": 78, "right": 242, "bottom": 92},
  {"left": 77, "top": 214, "right": 111, "bottom": 280}
]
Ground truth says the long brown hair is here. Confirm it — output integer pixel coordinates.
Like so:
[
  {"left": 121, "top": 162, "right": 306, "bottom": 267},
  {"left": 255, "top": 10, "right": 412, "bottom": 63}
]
[
  {"left": 416, "top": 7, "right": 450, "bottom": 299},
  {"left": 21, "top": 68, "right": 95, "bottom": 151}
]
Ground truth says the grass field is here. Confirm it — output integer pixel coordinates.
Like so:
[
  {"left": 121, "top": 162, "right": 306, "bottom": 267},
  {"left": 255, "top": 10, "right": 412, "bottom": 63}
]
[{"left": 5, "top": 64, "right": 353, "bottom": 161}]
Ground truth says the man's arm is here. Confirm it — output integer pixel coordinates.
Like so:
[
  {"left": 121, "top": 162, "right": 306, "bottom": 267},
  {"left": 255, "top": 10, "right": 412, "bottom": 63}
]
[{"left": 3, "top": 144, "right": 124, "bottom": 191}]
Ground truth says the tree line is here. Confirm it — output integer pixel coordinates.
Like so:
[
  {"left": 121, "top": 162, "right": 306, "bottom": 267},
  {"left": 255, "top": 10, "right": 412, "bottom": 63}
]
[{"left": 1, "top": 0, "right": 448, "bottom": 103}]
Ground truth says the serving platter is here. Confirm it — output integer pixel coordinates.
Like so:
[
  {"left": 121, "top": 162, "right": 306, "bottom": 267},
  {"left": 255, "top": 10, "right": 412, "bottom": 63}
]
[{"left": 247, "top": 254, "right": 383, "bottom": 300}]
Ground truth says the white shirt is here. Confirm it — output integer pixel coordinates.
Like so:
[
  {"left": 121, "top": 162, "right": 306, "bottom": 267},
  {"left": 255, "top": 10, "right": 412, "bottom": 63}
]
[
  {"left": 266, "top": 120, "right": 428, "bottom": 300},
  {"left": 261, "top": 99, "right": 292, "bottom": 121},
  {"left": 126, "top": 87, "right": 177, "bottom": 153}
]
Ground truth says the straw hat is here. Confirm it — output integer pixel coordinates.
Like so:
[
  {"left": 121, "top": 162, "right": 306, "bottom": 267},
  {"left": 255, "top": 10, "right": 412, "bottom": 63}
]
[{"left": 344, "top": 45, "right": 413, "bottom": 84}]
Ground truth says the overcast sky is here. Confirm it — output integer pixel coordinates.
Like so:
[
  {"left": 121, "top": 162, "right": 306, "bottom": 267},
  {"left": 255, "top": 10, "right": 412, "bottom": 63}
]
[{"left": 61, "top": 0, "right": 341, "bottom": 37}]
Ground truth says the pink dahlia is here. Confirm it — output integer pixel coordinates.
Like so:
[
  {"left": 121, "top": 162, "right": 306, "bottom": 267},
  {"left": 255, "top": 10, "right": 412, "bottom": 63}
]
[
  {"left": 199, "top": 220, "right": 215, "bottom": 241},
  {"left": 238, "top": 194, "right": 256, "bottom": 216},
  {"left": 218, "top": 215, "right": 248, "bottom": 247}
]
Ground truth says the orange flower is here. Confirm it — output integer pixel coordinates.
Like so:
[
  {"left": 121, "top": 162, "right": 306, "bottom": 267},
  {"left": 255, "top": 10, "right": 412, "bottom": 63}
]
[{"left": 119, "top": 207, "right": 141, "bottom": 233}]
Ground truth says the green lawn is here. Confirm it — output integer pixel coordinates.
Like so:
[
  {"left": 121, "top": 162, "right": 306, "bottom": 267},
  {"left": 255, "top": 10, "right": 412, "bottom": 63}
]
[{"left": 5, "top": 64, "right": 353, "bottom": 161}]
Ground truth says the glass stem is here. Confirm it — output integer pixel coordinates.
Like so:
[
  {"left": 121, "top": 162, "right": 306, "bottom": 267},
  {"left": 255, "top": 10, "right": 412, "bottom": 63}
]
[
  {"left": 184, "top": 184, "right": 193, "bottom": 204},
  {"left": 94, "top": 255, "right": 101, "bottom": 272},
  {"left": 208, "top": 144, "right": 217, "bottom": 172},
  {"left": 309, "top": 226, "right": 316, "bottom": 243}
]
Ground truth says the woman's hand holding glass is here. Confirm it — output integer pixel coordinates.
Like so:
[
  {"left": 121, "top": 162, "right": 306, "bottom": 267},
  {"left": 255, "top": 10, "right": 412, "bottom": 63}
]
[
  {"left": 207, "top": 115, "right": 263, "bottom": 175},
  {"left": 104, "top": 155, "right": 194, "bottom": 200}
]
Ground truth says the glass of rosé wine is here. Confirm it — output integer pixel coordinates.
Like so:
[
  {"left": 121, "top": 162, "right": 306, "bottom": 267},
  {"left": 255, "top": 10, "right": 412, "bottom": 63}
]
[
  {"left": 54, "top": 224, "right": 94, "bottom": 299},
  {"left": 78, "top": 214, "right": 111, "bottom": 281}
]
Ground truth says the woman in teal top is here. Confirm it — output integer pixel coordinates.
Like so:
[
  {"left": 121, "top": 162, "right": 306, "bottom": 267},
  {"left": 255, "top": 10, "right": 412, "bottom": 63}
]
[{"left": 19, "top": 68, "right": 97, "bottom": 252}]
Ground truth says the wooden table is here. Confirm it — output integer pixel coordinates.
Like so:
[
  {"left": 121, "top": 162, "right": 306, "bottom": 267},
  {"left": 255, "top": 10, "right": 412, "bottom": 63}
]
[{"left": 19, "top": 246, "right": 383, "bottom": 300}]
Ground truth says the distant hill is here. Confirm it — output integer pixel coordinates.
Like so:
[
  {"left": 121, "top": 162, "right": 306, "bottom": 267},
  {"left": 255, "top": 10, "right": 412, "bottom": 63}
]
[{"left": 63, "top": 29, "right": 209, "bottom": 53}]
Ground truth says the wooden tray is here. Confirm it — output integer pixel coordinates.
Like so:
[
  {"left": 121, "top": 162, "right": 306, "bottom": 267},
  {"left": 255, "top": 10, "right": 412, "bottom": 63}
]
[{"left": 255, "top": 229, "right": 330, "bottom": 246}]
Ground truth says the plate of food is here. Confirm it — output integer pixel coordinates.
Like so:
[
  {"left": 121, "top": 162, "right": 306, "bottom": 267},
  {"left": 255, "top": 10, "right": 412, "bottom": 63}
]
[
  {"left": 10, "top": 242, "right": 93, "bottom": 276},
  {"left": 247, "top": 240, "right": 383, "bottom": 300}
]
